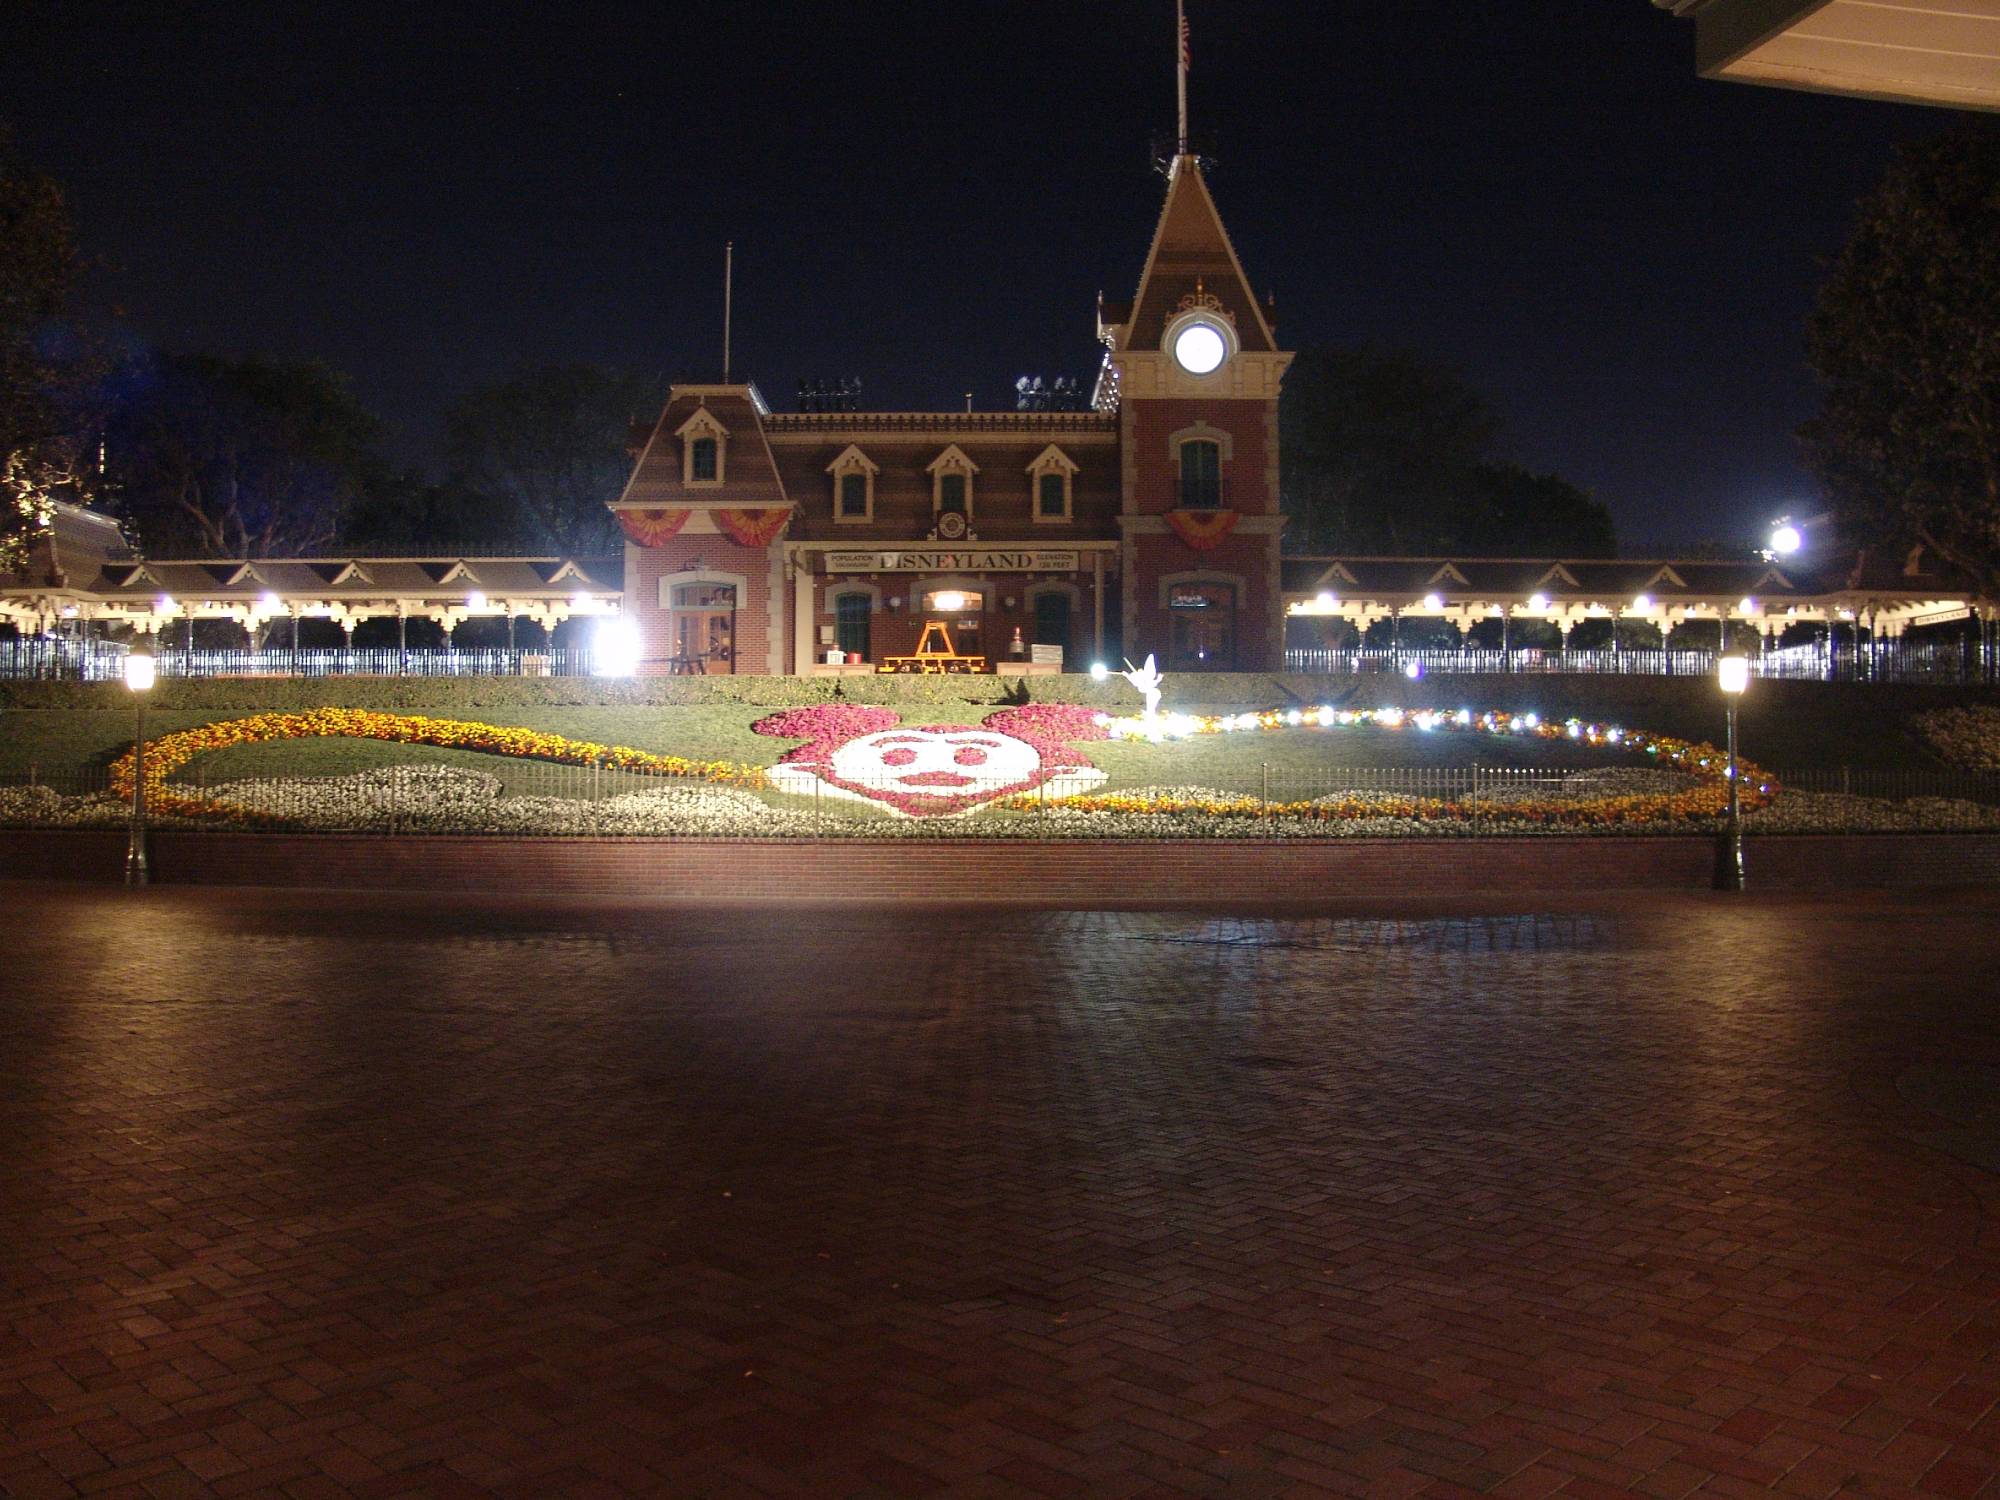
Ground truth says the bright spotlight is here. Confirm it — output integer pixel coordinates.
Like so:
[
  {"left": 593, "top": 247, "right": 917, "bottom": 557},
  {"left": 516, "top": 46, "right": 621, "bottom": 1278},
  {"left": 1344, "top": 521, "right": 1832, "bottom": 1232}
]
[
  {"left": 1402, "top": 660, "right": 1422, "bottom": 680},
  {"left": 1631, "top": 594, "right": 1652, "bottom": 613},
  {"left": 592, "top": 616, "right": 641, "bottom": 677},
  {"left": 1421, "top": 592, "right": 1443, "bottom": 611},
  {"left": 1769, "top": 524, "right": 1803, "bottom": 556},
  {"left": 123, "top": 650, "right": 157, "bottom": 693},
  {"left": 1528, "top": 593, "right": 1549, "bottom": 611},
  {"left": 1314, "top": 590, "right": 1337, "bottom": 610},
  {"left": 467, "top": 590, "right": 487, "bottom": 611},
  {"left": 933, "top": 590, "right": 966, "bottom": 612},
  {"left": 1089, "top": 662, "right": 1109, "bottom": 681},
  {"left": 259, "top": 591, "right": 281, "bottom": 610}
]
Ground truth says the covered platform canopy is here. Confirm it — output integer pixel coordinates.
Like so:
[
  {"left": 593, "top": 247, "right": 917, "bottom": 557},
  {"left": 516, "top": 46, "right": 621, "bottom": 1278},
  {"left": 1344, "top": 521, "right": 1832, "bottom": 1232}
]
[
  {"left": 1281, "top": 553, "right": 1986, "bottom": 638},
  {"left": 1654, "top": 0, "right": 2000, "bottom": 113},
  {"left": 1, "top": 504, "right": 621, "bottom": 640}
]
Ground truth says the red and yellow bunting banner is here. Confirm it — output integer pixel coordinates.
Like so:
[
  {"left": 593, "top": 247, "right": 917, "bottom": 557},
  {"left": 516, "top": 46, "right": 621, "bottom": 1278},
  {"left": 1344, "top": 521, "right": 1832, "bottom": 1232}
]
[
  {"left": 715, "top": 507, "right": 791, "bottom": 548},
  {"left": 1164, "top": 508, "right": 1239, "bottom": 551},
  {"left": 616, "top": 508, "right": 693, "bottom": 547}
]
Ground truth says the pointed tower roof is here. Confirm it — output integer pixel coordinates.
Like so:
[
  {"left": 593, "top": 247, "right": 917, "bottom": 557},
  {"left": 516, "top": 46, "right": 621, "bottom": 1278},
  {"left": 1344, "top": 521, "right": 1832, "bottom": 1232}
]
[{"left": 1119, "top": 157, "right": 1277, "bottom": 355}]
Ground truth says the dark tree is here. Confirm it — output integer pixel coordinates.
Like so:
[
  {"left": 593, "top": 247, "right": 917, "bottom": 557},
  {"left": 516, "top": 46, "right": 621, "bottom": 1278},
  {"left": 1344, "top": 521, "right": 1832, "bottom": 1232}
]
[
  {"left": 0, "top": 129, "right": 92, "bottom": 572},
  {"left": 105, "top": 354, "right": 382, "bottom": 556},
  {"left": 1462, "top": 463, "right": 1616, "bottom": 558},
  {"left": 341, "top": 469, "right": 504, "bottom": 553},
  {"left": 1803, "top": 128, "right": 2000, "bottom": 595},
  {"left": 444, "top": 364, "right": 662, "bottom": 555},
  {"left": 1280, "top": 345, "right": 1499, "bottom": 554}
]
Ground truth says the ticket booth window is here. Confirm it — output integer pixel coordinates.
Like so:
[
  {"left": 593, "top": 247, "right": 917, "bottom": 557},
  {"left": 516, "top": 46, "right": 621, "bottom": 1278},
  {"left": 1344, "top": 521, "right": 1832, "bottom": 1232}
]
[
  {"left": 1168, "top": 581, "right": 1234, "bottom": 670},
  {"left": 834, "top": 592, "right": 871, "bottom": 660}
]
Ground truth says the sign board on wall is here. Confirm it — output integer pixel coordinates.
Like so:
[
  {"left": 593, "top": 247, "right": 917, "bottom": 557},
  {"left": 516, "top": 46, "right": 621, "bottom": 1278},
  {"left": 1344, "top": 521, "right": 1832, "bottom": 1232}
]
[{"left": 824, "top": 549, "right": 1080, "bottom": 573}]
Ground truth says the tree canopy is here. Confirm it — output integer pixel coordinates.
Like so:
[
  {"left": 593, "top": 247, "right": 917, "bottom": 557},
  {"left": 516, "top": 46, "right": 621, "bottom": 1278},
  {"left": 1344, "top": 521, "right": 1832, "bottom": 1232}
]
[
  {"left": 1803, "top": 128, "right": 2000, "bottom": 596},
  {"left": 104, "top": 354, "right": 382, "bottom": 557},
  {"left": 0, "top": 129, "right": 91, "bottom": 573},
  {"left": 444, "top": 364, "right": 661, "bottom": 555},
  {"left": 1279, "top": 344, "right": 1613, "bottom": 557}
]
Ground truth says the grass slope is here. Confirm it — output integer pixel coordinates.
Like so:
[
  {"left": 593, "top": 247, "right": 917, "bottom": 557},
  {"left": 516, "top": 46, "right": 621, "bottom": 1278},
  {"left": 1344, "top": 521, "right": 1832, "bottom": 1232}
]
[{"left": 3, "top": 700, "right": 1753, "bottom": 805}]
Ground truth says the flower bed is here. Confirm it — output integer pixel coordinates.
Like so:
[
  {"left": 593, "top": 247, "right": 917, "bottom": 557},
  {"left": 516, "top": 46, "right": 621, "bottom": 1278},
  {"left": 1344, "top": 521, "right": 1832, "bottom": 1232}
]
[
  {"left": 106, "top": 708, "right": 769, "bottom": 821},
  {"left": 11, "top": 766, "right": 1998, "bottom": 839}
]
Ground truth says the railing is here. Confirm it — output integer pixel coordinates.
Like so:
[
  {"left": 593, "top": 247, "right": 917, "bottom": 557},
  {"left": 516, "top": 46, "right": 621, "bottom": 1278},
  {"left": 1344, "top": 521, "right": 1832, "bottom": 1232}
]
[
  {"left": 0, "top": 642, "right": 596, "bottom": 680},
  {"left": 1282, "top": 641, "right": 1998, "bottom": 685},
  {"left": 7, "top": 761, "right": 1999, "bottom": 837}
]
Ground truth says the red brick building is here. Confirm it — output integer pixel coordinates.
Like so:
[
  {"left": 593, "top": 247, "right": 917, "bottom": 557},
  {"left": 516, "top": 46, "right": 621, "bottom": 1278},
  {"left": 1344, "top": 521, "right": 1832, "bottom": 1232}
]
[{"left": 609, "top": 153, "right": 1291, "bottom": 677}]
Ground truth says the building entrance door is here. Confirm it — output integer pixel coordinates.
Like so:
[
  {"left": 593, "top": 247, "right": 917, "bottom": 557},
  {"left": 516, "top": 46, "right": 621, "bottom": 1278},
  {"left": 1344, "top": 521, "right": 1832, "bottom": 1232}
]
[
  {"left": 1167, "top": 581, "right": 1235, "bottom": 670},
  {"left": 671, "top": 584, "right": 736, "bottom": 673}
]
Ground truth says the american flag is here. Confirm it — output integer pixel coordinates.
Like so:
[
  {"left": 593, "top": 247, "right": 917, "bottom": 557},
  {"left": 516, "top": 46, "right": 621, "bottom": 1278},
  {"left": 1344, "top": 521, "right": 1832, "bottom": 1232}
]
[{"left": 1179, "top": 8, "right": 1190, "bottom": 71}]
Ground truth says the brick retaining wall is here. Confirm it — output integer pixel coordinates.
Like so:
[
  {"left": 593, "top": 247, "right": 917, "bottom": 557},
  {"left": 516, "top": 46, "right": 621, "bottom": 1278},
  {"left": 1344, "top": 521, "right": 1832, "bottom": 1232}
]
[{"left": 3, "top": 829, "right": 1996, "bottom": 900}]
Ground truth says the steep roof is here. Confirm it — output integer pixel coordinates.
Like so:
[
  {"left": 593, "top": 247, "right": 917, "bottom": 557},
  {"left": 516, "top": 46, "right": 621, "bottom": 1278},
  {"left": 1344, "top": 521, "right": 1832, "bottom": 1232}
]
[
  {"left": 1120, "top": 157, "right": 1276, "bottom": 354},
  {"left": 614, "top": 386, "right": 790, "bottom": 508}
]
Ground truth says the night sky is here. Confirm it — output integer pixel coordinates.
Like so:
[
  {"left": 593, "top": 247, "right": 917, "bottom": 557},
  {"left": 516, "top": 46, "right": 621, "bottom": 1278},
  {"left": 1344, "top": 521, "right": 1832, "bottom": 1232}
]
[{"left": 1, "top": 1, "right": 1955, "bottom": 549}]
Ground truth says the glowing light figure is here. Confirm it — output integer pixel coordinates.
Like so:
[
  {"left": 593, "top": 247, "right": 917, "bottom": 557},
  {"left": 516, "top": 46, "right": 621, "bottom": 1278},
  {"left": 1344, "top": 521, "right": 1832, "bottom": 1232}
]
[{"left": 1119, "top": 654, "right": 1164, "bottom": 719}]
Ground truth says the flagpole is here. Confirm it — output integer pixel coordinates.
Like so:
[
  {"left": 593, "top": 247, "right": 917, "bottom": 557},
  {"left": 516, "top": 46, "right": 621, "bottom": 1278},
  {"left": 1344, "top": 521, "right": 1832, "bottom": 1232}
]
[
  {"left": 1176, "top": 0, "right": 1188, "bottom": 155},
  {"left": 722, "top": 240, "right": 733, "bottom": 384}
]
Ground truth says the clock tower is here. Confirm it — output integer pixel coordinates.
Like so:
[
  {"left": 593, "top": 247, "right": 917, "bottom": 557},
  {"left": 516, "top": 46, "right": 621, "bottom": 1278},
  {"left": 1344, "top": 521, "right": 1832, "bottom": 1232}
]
[{"left": 1097, "top": 153, "right": 1291, "bottom": 671}]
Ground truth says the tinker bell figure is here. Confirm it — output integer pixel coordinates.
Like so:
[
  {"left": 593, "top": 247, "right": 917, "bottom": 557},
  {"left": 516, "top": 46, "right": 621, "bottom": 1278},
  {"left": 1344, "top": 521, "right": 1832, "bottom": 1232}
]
[{"left": 1120, "top": 654, "right": 1164, "bottom": 719}]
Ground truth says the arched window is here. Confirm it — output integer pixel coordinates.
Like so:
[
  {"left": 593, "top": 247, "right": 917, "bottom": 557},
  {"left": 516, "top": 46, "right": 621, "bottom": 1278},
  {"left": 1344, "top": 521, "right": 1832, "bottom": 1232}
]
[{"left": 1179, "top": 440, "right": 1221, "bottom": 509}]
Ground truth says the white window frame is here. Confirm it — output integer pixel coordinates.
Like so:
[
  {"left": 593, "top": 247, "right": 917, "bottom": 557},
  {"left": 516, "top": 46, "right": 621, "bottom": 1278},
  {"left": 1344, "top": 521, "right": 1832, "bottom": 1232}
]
[
  {"left": 826, "top": 445, "right": 879, "bottom": 524},
  {"left": 925, "top": 444, "right": 979, "bottom": 522},
  {"left": 1025, "top": 445, "right": 1079, "bottom": 524},
  {"left": 676, "top": 407, "right": 730, "bottom": 488}
]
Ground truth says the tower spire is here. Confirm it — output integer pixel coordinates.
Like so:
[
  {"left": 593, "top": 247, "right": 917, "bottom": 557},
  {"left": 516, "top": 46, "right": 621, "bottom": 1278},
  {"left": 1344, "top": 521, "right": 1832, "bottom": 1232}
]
[{"left": 1176, "top": 0, "right": 1189, "bottom": 155}]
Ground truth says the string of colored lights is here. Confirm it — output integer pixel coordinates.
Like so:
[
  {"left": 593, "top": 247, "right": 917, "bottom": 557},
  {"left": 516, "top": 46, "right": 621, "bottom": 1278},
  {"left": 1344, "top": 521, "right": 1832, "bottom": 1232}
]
[{"left": 1094, "top": 705, "right": 1774, "bottom": 798}]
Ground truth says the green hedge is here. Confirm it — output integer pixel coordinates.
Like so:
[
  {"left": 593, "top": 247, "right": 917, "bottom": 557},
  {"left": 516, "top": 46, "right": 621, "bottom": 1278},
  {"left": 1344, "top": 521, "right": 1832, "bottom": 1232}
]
[{"left": 0, "top": 672, "right": 1340, "bottom": 714}]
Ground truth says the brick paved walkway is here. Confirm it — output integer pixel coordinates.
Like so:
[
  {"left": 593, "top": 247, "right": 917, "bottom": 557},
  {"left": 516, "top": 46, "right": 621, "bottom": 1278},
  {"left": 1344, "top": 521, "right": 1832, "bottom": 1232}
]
[{"left": 2, "top": 884, "right": 1997, "bottom": 1499}]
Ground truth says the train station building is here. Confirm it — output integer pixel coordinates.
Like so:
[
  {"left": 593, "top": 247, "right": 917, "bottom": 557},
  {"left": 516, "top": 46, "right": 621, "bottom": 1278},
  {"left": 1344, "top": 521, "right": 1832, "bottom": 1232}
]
[{"left": 607, "top": 151, "right": 1290, "bottom": 677}]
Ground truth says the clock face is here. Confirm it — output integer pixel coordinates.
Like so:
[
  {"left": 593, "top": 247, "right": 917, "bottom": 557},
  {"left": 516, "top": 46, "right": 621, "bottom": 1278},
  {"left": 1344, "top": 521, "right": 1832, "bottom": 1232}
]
[{"left": 1171, "top": 319, "right": 1228, "bottom": 376}]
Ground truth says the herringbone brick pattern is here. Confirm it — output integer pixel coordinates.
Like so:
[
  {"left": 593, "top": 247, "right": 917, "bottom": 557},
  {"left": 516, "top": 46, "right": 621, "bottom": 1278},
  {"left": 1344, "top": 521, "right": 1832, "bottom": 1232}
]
[{"left": 1, "top": 885, "right": 1996, "bottom": 1498}]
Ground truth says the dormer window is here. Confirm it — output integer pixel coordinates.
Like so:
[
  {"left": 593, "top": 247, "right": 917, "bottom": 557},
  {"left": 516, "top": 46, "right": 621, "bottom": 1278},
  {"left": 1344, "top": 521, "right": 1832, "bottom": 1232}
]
[
  {"left": 826, "top": 445, "right": 879, "bottom": 524},
  {"left": 925, "top": 445, "right": 979, "bottom": 524},
  {"left": 1026, "top": 445, "right": 1079, "bottom": 523},
  {"left": 676, "top": 406, "right": 730, "bottom": 487}
]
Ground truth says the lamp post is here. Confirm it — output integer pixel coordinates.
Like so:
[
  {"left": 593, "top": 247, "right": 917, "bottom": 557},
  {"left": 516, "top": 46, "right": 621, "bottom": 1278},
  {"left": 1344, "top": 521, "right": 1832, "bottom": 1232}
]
[
  {"left": 1715, "top": 654, "right": 1748, "bottom": 892},
  {"left": 123, "top": 647, "right": 156, "bottom": 886}
]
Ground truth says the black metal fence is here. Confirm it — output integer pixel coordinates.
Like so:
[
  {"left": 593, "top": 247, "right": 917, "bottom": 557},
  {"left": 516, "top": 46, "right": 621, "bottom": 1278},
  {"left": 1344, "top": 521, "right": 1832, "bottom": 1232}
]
[
  {"left": 3, "top": 636, "right": 1995, "bottom": 685},
  {"left": 0, "top": 641, "right": 597, "bottom": 681},
  {"left": 1281, "top": 640, "right": 1997, "bottom": 685},
  {"left": 7, "top": 761, "right": 1999, "bottom": 836}
]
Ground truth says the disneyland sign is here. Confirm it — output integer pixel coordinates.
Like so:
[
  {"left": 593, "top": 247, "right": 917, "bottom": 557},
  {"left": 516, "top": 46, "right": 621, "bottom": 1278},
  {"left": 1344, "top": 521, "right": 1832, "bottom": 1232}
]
[{"left": 825, "top": 549, "right": 1080, "bottom": 573}]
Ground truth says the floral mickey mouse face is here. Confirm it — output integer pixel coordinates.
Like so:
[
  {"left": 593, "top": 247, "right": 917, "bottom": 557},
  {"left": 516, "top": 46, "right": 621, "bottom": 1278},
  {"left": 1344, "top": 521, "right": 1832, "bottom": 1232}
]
[
  {"left": 754, "top": 703, "right": 1110, "bottom": 818},
  {"left": 830, "top": 725, "right": 1042, "bottom": 798}
]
